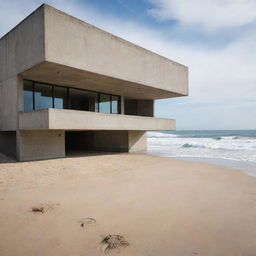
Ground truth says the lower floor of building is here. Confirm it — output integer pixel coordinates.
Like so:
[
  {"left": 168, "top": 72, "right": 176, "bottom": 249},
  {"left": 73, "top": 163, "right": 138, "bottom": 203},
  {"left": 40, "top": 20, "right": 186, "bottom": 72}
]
[{"left": 0, "top": 130, "right": 147, "bottom": 161}]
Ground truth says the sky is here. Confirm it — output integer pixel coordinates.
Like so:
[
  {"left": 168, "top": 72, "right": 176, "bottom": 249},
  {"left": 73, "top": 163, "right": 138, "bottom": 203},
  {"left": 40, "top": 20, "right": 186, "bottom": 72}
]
[{"left": 0, "top": 0, "right": 256, "bottom": 130}]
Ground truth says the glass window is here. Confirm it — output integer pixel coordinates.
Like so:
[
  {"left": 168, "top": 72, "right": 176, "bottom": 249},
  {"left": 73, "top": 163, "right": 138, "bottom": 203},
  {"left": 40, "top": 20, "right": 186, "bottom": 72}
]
[
  {"left": 70, "top": 88, "right": 98, "bottom": 111},
  {"left": 111, "top": 95, "right": 119, "bottom": 114},
  {"left": 54, "top": 86, "right": 68, "bottom": 109},
  {"left": 23, "top": 80, "right": 33, "bottom": 112},
  {"left": 23, "top": 80, "right": 121, "bottom": 114},
  {"left": 34, "top": 83, "right": 53, "bottom": 110},
  {"left": 99, "top": 93, "right": 111, "bottom": 114}
]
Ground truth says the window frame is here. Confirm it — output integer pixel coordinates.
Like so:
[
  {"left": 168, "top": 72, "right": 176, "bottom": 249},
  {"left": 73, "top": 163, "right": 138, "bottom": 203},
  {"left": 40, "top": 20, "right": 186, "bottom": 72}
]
[{"left": 23, "top": 79, "right": 121, "bottom": 114}]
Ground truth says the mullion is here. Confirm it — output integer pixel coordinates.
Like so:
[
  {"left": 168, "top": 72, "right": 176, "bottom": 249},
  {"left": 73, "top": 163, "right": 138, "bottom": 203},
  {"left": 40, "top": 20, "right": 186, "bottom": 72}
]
[
  {"left": 67, "top": 87, "right": 70, "bottom": 109},
  {"left": 32, "top": 81, "right": 35, "bottom": 110},
  {"left": 110, "top": 95, "right": 112, "bottom": 114},
  {"left": 25, "top": 79, "right": 120, "bottom": 114},
  {"left": 52, "top": 85, "right": 55, "bottom": 108}
]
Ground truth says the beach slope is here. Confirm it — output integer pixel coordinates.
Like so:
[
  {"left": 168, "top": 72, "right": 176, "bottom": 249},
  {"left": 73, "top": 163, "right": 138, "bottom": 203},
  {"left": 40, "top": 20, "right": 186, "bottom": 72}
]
[{"left": 1, "top": 154, "right": 256, "bottom": 255}]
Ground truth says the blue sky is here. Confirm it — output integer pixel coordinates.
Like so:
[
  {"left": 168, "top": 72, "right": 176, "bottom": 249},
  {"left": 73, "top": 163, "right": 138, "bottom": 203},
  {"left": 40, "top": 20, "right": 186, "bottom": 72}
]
[{"left": 1, "top": 0, "right": 256, "bottom": 130}]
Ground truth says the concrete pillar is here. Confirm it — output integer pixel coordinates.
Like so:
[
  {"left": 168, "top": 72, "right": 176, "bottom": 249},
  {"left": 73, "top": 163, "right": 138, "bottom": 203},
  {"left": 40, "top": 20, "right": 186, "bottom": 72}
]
[
  {"left": 128, "top": 131, "right": 147, "bottom": 153},
  {"left": 17, "top": 130, "right": 65, "bottom": 161}
]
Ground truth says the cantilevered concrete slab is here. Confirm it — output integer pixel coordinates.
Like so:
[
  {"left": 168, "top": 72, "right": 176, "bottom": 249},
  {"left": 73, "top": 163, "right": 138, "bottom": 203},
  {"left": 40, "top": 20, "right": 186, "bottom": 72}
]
[
  {"left": 19, "top": 109, "right": 175, "bottom": 131},
  {"left": 1, "top": 4, "right": 188, "bottom": 101}
]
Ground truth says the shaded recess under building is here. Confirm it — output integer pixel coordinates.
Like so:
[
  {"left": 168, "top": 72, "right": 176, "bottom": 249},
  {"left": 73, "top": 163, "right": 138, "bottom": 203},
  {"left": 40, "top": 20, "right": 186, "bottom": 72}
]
[{"left": 0, "top": 4, "right": 188, "bottom": 161}]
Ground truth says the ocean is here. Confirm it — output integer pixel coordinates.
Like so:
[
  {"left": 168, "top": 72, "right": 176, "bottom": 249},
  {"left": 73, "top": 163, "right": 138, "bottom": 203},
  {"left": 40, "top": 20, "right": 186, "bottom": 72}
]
[{"left": 147, "top": 130, "right": 256, "bottom": 176}]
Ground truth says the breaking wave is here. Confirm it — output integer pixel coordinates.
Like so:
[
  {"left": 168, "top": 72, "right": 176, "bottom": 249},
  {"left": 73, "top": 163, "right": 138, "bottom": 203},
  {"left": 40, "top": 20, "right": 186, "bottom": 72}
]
[{"left": 147, "top": 131, "right": 256, "bottom": 164}]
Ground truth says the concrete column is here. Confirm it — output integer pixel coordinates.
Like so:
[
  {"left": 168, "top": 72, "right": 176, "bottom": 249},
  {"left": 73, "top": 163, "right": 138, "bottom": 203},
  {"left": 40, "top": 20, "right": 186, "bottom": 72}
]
[
  {"left": 128, "top": 131, "right": 147, "bottom": 153},
  {"left": 17, "top": 130, "right": 65, "bottom": 161},
  {"left": 0, "top": 76, "right": 19, "bottom": 131}
]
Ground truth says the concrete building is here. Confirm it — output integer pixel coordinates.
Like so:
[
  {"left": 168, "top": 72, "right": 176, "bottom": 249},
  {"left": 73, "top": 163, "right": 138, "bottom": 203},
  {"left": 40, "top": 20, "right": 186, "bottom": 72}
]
[{"left": 0, "top": 4, "right": 188, "bottom": 161}]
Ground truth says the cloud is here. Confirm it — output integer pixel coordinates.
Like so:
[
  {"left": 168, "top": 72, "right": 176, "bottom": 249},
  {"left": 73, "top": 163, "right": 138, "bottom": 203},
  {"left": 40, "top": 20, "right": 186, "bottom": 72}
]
[{"left": 148, "top": 0, "right": 256, "bottom": 31}]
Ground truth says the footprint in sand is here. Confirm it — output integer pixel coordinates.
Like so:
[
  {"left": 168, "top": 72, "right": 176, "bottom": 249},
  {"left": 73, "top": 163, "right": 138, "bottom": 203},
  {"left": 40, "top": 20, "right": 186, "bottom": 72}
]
[
  {"left": 31, "top": 202, "right": 60, "bottom": 214},
  {"left": 101, "top": 235, "right": 129, "bottom": 255},
  {"left": 79, "top": 217, "right": 96, "bottom": 229}
]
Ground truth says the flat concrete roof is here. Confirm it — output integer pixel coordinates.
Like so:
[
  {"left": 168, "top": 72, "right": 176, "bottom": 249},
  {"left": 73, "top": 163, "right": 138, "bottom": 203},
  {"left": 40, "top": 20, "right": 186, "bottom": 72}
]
[{"left": 1, "top": 4, "right": 188, "bottom": 100}]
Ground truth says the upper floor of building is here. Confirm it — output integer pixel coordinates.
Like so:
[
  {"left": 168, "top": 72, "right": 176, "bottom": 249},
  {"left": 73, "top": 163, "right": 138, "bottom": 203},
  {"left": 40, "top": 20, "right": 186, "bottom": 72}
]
[{"left": 0, "top": 4, "right": 188, "bottom": 101}]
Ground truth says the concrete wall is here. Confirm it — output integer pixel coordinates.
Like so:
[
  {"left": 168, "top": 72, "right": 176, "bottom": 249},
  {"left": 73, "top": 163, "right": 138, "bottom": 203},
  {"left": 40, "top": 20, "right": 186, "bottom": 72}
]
[
  {"left": 0, "top": 131, "right": 16, "bottom": 157},
  {"left": 0, "top": 6, "right": 45, "bottom": 82},
  {"left": 19, "top": 109, "right": 175, "bottom": 131},
  {"left": 0, "top": 5, "right": 45, "bottom": 132},
  {"left": 44, "top": 5, "right": 188, "bottom": 96},
  {"left": 17, "top": 130, "right": 65, "bottom": 161},
  {"left": 0, "top": 76, "right": 20, "bottom": 131},
  {"left": 128, "top": 131, "right": 147, "bottom": 153}
]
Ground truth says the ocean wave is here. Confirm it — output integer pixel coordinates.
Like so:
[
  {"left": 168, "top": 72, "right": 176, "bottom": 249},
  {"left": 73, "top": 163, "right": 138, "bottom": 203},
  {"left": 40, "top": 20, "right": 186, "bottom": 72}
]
[
  {"left": 182, "top": 143, "right": 206, "bottom": 148},
  {"left": 147, "top": 132, "right": 179, "bottom": 138},
  {"left": 147, "top": 131, "right": 256, "bottom": 164},
  {"left": 213, "top": 137, "right": 222, "bottom": 140}
]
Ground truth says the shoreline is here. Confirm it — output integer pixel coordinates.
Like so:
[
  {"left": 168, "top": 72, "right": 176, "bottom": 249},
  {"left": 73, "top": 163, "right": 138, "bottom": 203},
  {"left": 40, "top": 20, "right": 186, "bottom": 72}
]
[
  {"left": 147, "top": 152, "right": 256, "bottom": 176},
  {"left": 174, "top": 156, "right": 256, "bottom": 176},
  {"left": 1, "top": 153, "right": 256, "bottom": 255}
]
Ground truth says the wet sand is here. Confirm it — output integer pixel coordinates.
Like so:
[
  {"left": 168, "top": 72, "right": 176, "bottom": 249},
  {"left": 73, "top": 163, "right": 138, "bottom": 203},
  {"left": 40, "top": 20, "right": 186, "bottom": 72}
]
[{"left": 1, "top": 153, "right": 256, "bottom": 255}]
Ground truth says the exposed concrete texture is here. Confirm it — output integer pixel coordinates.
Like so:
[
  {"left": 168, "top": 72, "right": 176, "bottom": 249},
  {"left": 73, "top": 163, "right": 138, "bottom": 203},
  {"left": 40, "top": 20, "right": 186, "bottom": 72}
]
[
  {"left": 21, "top": 61, "right": 185, "bottom": 100},
  {"left": 0, "top": 3, "right": 188, "bottom": 161},
  {"left": 43, "top": 5, "right": 188, "bottom": 96},
  {"left": 18, "top": 109, "right": 49, "bottom": 130},
  {"left": 19, "top": 109, "right": 175, "bottom": 131},
  {"left": 17, "top": 130, "right": 65, "bottom": 161},
  {"left": 0, "top": 76, "right": 19, "bottom": 131},
  {"left": 0, "top": 131, "right": 16, "bottom": 157},
  {"left": 0, "top": 6, "right": 45, "bottom": 82},
  {"left": 128, "top": 131, "right": 147, "bottom": 153}
]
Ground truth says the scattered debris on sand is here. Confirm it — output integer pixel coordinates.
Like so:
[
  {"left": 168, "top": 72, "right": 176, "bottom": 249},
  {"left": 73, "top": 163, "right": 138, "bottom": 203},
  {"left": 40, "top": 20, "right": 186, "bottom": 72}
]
[
  {"left": 31, "top": 202, "right": 59, "bottom": 214},
  {"left": 101, "top": 235, "right": 129, "bottom": 255},
  {"left": 32, "top": 206, "right": 44, "bottom": 213},
  {"left": 79, "top": 217, "right": 96, "bottom": 228}
]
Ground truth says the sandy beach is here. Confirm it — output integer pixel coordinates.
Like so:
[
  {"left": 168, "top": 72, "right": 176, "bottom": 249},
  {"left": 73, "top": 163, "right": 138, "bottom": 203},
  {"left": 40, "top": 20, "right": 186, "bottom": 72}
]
[{"left": 1, "top": 153, "right": 256, "bottom": 256}]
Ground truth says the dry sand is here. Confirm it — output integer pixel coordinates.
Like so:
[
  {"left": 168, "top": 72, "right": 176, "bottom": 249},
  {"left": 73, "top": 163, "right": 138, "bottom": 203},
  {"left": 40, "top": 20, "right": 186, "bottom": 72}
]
[{"left": 1, "top": 153, "right": 256, "bottom": 256}]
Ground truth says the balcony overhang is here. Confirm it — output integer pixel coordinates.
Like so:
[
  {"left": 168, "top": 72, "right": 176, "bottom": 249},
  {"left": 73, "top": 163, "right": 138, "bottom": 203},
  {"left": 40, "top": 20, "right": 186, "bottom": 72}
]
[
  {"left": 21, "top": 61, "right": 186, "bottom": 100},
  {"left": 19, "top": 109, "right": 175, "bottom": 131},
  {"left": 17, "top": 4, "right": 188, "bottom": 100}
]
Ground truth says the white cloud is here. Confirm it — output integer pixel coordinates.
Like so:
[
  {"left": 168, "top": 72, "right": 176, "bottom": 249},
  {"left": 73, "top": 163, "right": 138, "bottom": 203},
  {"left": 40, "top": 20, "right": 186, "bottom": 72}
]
[
  {"left": 148, "top": 0, "right": 256, "bottom": 31},
  {"left": 0, "top": 0, "right": 255, "bottom": 129}
]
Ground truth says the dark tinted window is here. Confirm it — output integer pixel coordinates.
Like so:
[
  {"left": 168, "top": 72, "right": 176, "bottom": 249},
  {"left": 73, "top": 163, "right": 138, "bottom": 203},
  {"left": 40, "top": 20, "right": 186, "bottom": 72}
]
[
  {"left": 54, "top": 86, "right": 68, "bottom": 109},
  {"left": 23, "top": 80, "right": 33, "bottom": 112},
  {"left": 23, "top": 80, "right": 120, "bottom": 114},
  {"left": 70, "top": 88, "right": 98, "bottom": 111}
]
